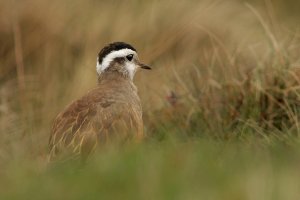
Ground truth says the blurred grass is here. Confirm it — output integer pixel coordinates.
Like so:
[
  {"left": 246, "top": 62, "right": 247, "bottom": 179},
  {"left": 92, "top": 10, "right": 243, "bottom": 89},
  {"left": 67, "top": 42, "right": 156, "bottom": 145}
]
[
  {"left": 2, "top": 138, "right": 300, "bottom": 200},
  {"left": 1, "top": 0, "right": 300, "bottom": 199}
]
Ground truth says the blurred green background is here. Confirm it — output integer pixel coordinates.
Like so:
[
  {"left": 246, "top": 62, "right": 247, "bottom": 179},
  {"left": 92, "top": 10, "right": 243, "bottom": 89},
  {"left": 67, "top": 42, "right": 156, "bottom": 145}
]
[{"left": 0, "top": 0, "right": 300, "bottom": 199}]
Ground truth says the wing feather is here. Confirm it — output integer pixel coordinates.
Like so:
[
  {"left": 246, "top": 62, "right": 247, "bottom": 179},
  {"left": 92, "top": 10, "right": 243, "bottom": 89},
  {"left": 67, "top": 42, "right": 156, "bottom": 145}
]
[{"left": 49, "top": 87, "right": 143, "bottom": 160}]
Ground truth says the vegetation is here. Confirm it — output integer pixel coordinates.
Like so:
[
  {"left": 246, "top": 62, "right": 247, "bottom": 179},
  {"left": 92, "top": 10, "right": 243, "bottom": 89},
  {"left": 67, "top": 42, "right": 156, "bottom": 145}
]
[{"left": 0, "top": 0, "right": 300, "bottom": 199}]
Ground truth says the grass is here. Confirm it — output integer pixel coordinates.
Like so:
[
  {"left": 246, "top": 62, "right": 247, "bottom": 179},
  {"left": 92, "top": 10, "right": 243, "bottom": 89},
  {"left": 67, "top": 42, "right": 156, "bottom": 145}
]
[
  {"left": 1, "top": 0, "right": 300, "bottom": 199},
  {"left": 1, "top": 137, "right": 300, "bottom": 199}
]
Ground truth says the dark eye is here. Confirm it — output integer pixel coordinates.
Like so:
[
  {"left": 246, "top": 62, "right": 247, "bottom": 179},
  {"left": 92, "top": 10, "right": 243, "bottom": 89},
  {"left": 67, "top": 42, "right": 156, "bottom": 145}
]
[{"left": 126, "top": 54, "right": 133, "bottom": 61}]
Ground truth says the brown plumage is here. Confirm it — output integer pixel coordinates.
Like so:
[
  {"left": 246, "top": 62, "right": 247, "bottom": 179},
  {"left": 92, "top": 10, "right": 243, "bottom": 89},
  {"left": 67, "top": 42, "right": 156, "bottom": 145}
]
[{"left": 49, "top": 42, "right": 150, "bottom": 160}]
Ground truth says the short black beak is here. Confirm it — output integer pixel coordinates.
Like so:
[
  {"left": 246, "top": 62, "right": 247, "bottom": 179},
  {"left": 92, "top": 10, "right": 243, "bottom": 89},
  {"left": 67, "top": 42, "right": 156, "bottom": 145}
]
[{"left": 139, "top": 63, "right": 151, "bottom": 70}]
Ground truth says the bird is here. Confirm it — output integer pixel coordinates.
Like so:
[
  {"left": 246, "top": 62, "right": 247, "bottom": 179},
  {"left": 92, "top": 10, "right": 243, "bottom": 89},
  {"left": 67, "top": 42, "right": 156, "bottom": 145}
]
[{"left": 48, "top": 42, "right": 151, "bottom": 160}]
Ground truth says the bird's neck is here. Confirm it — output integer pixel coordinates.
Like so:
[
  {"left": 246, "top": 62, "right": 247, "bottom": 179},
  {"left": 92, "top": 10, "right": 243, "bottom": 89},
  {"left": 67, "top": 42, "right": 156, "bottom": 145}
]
[
  {"left": 97, "top": 71, "right": 137, "bottom": 92},
  {"left": 98, "top": 71, "right": 131, "bottom": 83}
]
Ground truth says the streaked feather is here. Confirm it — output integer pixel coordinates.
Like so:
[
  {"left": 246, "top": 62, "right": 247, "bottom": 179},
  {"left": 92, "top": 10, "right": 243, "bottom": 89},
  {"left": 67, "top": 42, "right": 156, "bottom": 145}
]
[{"left": 49, "top": 74, "right": 143, "bottom": 160}]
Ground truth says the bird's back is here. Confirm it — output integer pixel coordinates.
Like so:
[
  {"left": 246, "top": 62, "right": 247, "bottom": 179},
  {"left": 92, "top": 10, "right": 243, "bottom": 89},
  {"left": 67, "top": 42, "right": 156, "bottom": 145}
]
[{"left": 49, "top": 75, "right": 143, "bottom": 160}]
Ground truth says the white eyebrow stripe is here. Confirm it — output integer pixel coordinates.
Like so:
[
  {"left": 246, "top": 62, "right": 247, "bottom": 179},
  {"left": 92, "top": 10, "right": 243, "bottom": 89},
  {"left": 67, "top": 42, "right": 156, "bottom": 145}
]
[{"left": 96, "top": 48, "right": 137, "bottom": 75}]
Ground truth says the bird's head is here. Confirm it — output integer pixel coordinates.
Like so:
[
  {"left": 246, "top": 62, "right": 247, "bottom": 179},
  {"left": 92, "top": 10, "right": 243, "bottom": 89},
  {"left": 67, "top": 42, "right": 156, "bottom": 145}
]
[{"left": 96, "top": 42, "right": 151, "bottom": 80}]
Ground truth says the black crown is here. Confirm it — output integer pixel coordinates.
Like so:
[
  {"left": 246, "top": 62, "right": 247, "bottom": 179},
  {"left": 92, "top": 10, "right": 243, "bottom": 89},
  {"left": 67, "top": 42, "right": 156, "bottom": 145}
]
[{"left": 98, "top": 42, "right": 137, "bottom": 64}]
